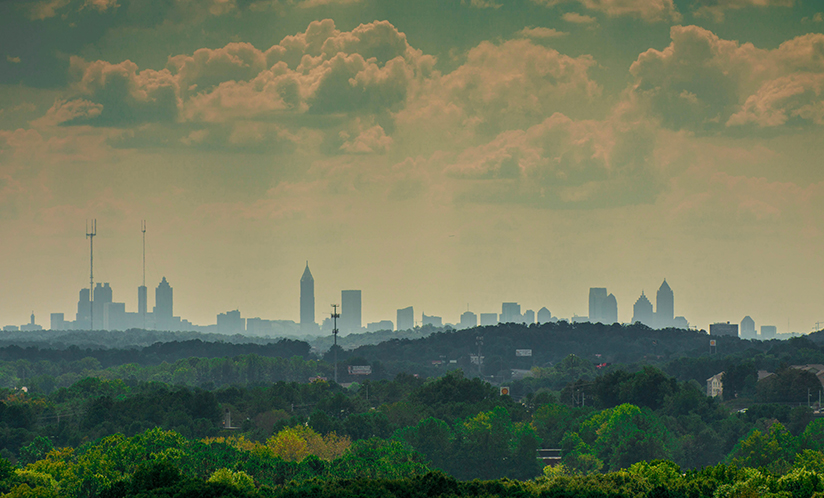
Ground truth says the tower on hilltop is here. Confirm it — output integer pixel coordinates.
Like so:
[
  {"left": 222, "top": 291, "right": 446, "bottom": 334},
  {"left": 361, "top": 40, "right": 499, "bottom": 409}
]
[{"left": 300, "top": 262, "right": 315, "bottom": 330}]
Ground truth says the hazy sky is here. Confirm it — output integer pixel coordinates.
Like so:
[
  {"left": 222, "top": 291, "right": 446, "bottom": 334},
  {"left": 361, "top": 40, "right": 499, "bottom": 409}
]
[{"left": 1, "top": 0, "right": 823, "bottom": 333}]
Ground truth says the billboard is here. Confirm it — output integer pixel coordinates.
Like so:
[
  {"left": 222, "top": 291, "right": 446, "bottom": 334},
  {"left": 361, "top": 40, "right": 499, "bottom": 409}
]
[
  {"left": 348, "top": 365, "right": 372, "bottom": 375},
  {"left": 515, "top": 349, "right": 532, "bottom": 357}
]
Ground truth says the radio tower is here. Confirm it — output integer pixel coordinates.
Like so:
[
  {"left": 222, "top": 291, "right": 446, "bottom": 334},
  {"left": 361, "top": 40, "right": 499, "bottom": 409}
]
[
  {"left": 331, "top": 304, "right": 340, "bottom": 383},
  {"left": 141, "top": 220, "right": 146, "bottom": 329},
  {"left": 86, "top": 219, "right": 97, "bottom": 331}
]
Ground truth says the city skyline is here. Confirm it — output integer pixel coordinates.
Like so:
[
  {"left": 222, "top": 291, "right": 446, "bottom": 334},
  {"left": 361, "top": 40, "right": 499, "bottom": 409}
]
[
  {"left": 1, "top": 2, "right": 823, "bottom": 333},
  {"left": 0, "top": 257, "right": 803, "bottom": 337}
]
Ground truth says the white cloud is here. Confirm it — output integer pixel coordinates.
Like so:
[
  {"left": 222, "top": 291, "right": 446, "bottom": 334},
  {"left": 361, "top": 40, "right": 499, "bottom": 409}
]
[
  {"left": 461, "top": 0, "right": 502, "bottom": 8},
  {"left": 531, "top": 0, "right": 680, "bottom": 23},
  {"left": 519, "top": 27, "right": 568, "bottom": 39},
  {"left": 6, "top": 55, "right": 21, "bottom": 64},
  {"left": 297, "top": 0, "right": 362, "bottom": 8},
  {"left": 692, "top": 0, "right": 793, "bottom": 22},
  {"left": 562, "top": 12, "right": 597, "bottom": 24},
  {"left": 628, "top": 26, "right": 824, "bottom": 131}
]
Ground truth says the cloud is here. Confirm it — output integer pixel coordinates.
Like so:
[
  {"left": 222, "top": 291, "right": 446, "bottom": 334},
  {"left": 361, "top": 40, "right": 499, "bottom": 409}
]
[
  {"left": 297, "top": 0, "right": 362, "bottom": 8},
  {"left": 461, "top": 0, "right": 502, "bottom": 8},
  {"left": 531, "top": 0, "right": 681, "bottom": 23},
  {"left": 628, "top": 26, "right": 824, "bottom": 132},
  {"left": 33, "top": 99, "right": 104, "bottom": 127},
  {"left": 400, "top": 38, "right": 600, "bottom": 140},
  {"left": 339, "top": 125, "right": 393, "bottom": 154},
  {"left": 519, "top": 27, "right": 568, "bottom": 39},
  {"left": 444, "top": 111, "right": 660, "bottom": 208},
  {"left": 562, "top": 12, "right": 597, "bottom": 24},
  {"left": 26, "top": 0, "right": 71, "bottom": 20},
  {"left": 6, "top": 56, "right": 21, "bottom": 64},
  {"left": 82, "top": 0, "right": 119, "bottom": 12},
  {"left": 692, "top": 0, "right": 793, "bottom": 23}
]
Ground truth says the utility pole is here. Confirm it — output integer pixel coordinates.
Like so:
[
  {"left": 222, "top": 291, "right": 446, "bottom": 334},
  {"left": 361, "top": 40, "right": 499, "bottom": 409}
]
[
  {"left": 86, "top": 219, "right": 96, "bottom": 331},
  {"left": 141, "top": 220, "right": 146, "bottom": 330},
  {"left": 332, "top": 304, "right": 340, "bottom": 384}
]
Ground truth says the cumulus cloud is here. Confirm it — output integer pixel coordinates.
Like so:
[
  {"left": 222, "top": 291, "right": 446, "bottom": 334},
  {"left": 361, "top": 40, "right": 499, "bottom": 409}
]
[
  {"left": 445, "top": 111, "right": 659, "bottom": 208},
  {"left": 339, "top": 125, "right": 393, "bottom": 154},
  {"left": 519, "top": 27, "right": 568, "bottom": 39},
  {"left": 629, "top": 26, "right": 824, "bottom": 132},
  {"left": 407, "top": 38, "right": 601, "bottom": 138},
  {"left": 692, "top": 0, "right": 793, "bottom": 23},
  {"left": 298, "top": 0, "right": 362, "bottom": 8},
  {"left": 6, "top": 56, "right": 21, "bottom": 64},
  {"left": 33, "top": 99, "right": 104, "bottom": 127},
  {"left": 461, "top": 0, "right": 502, "bottom": 8},
  {"left": 531, "top": 0, "right": 681, "bottom": 23},
  {"left": 562, "top": 12, "right": 597, "bottom": 24}
]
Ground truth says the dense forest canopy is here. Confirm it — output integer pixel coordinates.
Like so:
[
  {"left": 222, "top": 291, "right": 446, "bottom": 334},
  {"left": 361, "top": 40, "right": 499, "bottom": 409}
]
[{"left": 0, "top": 323, "right": 823, "bottom": 497}]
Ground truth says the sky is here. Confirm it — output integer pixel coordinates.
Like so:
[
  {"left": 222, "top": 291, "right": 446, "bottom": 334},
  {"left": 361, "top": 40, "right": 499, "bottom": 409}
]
[{"left": 1, "top": 0, "right": 823, "bottom": 333}]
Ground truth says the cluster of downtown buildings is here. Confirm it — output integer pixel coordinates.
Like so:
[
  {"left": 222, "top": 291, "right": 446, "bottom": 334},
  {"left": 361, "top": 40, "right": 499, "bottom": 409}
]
[{"left": 2, "top": 263, "right": 789, "bottom": 340}]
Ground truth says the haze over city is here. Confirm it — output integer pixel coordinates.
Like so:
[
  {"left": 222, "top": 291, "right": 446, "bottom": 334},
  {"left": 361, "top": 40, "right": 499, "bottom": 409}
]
[{"left": 1, "top": 0, "right": 823, "bottom": 333}]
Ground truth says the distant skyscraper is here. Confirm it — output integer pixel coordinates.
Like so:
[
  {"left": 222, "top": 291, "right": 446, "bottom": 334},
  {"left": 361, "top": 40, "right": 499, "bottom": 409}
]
[
  {"left": 397, "top": 306, "right": 414, "bottom": 331},
  {"left": 632, "top": 292, "right": 654, "bottom": 327},
  {"left": 536, "top": 307, "right": 552, "bottom": 324},
  {"left": 740, "top": 316, "right": 756, "bottom": 339},
  {"left": 459, "top": 311, "right": 478, "bottom": 329},
  {"left": 588, "top": 288, "right": 616, "bottom": 324},
  {"left": 50, "top": 313, "right": 65, "bottom": 331},
  {"left": 300, "top": 262, "right": 315, "bottom": 330},
  {"left": 480, "top": 313, "right": 498, "bottom": 326},
  {"left": 656, "top": 279, "right": 674, "bottom": 327},
  {"left": 154, "top": 277, "right": 173, "bottom": 330},
  {"left": 341, "top": 290, "right": 362, "bottom": 334},
  {"left": 93, "top": 283, "right": 112, "bottom": 330},
  {"left": 602, "top": 294, "right": 617, "bottom": 324},
  {"left": 217, "top": 310, "right": 245, "bottom": 334},
  {"left": 501, "top": 302, "right": 521, "bottom": 323},
  {"left": 138, "top": 285, "right": 147, "bottom": 318},
  {"left": 76, "top": 288, "right": 90, "bottom": 326},
  {"left": 710, "top": 322, "right": 738, "bottom": 337},
  {"left": 761, "top": 325, "right": 777, "bottom": 339},
  {"left": 589, "top": 288, "right": 607, "bottom": 323},
  {"left": 422, "top": 313, "right": 442, "bottom": 327}
]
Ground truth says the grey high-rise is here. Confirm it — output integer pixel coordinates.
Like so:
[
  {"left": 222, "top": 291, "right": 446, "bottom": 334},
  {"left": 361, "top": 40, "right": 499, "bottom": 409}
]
[
  {"left": 589, "top": 288, "right": 607, "bottom": 323},
  {"left": 397, "top": 306, "right": 414, "bottom": 331},
  {"left": 341, "top": 290, "right": 362, "bottom": 334},
  {"left": 300, "top": 262, "right": 315, "bottom": 330},
  {"left": 656, "top": 279, "right": 674, "bottom": 327},
  {"left": 154, "top": 277, "right": 173, "bottom": 330}
]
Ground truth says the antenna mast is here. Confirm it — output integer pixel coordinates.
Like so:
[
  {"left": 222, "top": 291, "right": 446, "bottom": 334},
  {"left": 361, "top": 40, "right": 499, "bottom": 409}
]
[
  {"left": 332, "top": 304, "right": 340, "bottom": 384},
  {"left": 86, "top": 219, "right": 97, "bottom": 331},
  {"left": 142, "top": 220, "right": 147, "bottom": 329}
]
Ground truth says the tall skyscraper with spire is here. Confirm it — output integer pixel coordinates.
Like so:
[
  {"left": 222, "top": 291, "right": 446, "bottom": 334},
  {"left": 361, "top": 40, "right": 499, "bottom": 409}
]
[
  {"left": 300, "top": 262, "right": 315, "bottom": 331},
  {"left": 656, "top": 279, "right": 674, "bottom": 328}
]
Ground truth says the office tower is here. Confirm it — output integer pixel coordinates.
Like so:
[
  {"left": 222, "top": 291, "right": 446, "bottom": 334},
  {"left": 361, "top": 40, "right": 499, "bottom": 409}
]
[
  {"left": 459, "top": 311, "right": 478, "bottom": 330},
  {"left": 480, "top": 313, "right": 498, "bottom": 326},
  {"left": 366, "top": 320, "right": 394, "bottom": 332},
  {"left": 422, "top": 313, "right": 443, "bottom": 327},
  {"left": 710, "top": 322, "right": 738, "bottom": 337},
  {"left": 341, "top": 290, "right": 362, "bottom": 334},
  {"left": 588, "top": 288, "right": 607, "bottom": 323},
  {"left": 93, "top": 283, "right": 113, "bottom": 330},
  {"left": 104, "top": 302, "right": 126, "bottom": 330},
  {"left": 217, "top": 310, "right": 245, "bottom": 334},
  {"left": 50, "top": 313, "right": 65, "bottom": 331},
  {"left": 501, "top": 302, "right": 521, "bottom": 323},
  {"left": 761, "top": 325, "right": 777, "bottom": 339},
  {"left": 740, "top": 316, "right": 756, "bottom": 339},
  {"left": 300, "top": 262, "right": 315, "bottom": 330},
  {"left": 536, "top": 307, "right": 552, "bottom": 324},
  {"left": 154, "top": 277, "right": 173, "bottom": 330},
  {"left": 76, "top": 288, "right": 90, "bottom": 326},
  {"left": 138, "top": 285, "right": 147, "bottom": 318},
  {"left": 632, "top": 292, "right": 654, "bottom": 327},
  {"left": 602, "top": 294, "right": 617, "bottom": 324},
  {"left": 397, "top": 306, "right": 414, "bottom": 331},
  {"left": 523, "top": 309, "right": 535, "bottom": 325},
  {"left": 656, "top": 279, "right": 674, "bottom": 327}
]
